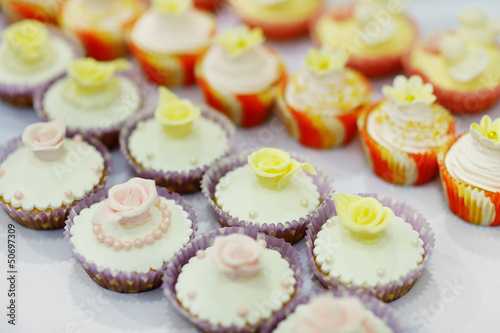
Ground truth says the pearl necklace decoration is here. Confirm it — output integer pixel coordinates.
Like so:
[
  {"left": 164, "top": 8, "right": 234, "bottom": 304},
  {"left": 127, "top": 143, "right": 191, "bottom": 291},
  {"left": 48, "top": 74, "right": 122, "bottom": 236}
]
[{"left": 92, "top": 203, "right": 172, "bottom": 251}]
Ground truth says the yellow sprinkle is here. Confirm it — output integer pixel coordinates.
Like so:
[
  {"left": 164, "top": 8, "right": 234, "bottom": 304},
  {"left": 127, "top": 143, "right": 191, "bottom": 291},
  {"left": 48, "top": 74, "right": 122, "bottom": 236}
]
[
  {"left": 405, "top": 95, "right": 415, "bottom": 102},
  {"left": 487, "top": 131, "right": 497, "bottom": 140}
]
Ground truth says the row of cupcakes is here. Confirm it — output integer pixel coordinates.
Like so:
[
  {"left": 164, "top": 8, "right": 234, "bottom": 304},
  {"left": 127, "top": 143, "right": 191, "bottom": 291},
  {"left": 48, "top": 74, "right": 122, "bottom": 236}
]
[{"left": 2, "top": 3, "right": 499, "bottom": 115}]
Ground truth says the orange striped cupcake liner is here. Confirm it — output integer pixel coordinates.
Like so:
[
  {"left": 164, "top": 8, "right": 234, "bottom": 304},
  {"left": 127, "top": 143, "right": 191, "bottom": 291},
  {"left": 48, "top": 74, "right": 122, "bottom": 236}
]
[
  {"left": 438, "top": 135, "right": 500, "bottom": 226},
  {"left": 357, "top": 103, "right": 455, "bottom": 186},
  {"left": 2, "top": 0, "right": 60, "bottom": 24},
  {"left": 275, "top": 75, "right": 371, "bottom": 149},
  {"left": 196, "top": 57, "right": 287, "bottom": 127}
]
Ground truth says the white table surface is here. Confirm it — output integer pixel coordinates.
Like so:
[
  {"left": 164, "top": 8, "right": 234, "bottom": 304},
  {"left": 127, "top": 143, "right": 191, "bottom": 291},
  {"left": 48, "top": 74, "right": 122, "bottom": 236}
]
[{"left": 1, "top": 1, "right": 500, "bottom": 332}]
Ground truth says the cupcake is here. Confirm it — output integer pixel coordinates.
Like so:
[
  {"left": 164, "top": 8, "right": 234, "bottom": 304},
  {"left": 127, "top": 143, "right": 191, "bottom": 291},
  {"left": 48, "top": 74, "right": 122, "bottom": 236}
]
[
  {"left": 34, "top": 58, "right": 145, "bottom": 148},
  {"left": 0, "top": 19, "right": 83, "bottom": 106},
  {"left": 65, "top": 178, "right": 197, "bottom": 293},
  {"left": 0, "top": 120, "right": 111, "bottom": 230},
  {"left": 403, "top": 9, "right": 500, "bottom": 113},
  {"left": 1, "top": 0, "right": 62, "bottom": 24},
  {"left": 162, "top": 227, "right": 303, "bottom": 332},
  {"left": 129, "top": 0, "right": 216, "bottom": 87},
  {"left": 357, "top": 75, "right": 455, "bottom": 186},
  {"left": 229, "top": 0, "right": 324, "bottom": 40},
  {"left": 201, "top": 147, "right": 334, "bottom": 243},
  {"left": 438, "top": 115, "right": 500, "bottom": 226},
  {"left": 196, "top": 26, "right": 286, "bottom": 127},
  {"left": 120, "top": 87, "right": 235, "bottom": 193},
  {"left": 58, "top": 0, "right": 145, "bottom": 60},
  {"left": 306, "top": 193, "right": 435, "bottom": 302},
  {"left": 276, "top": 46, "right": 372, "bottom": 149},
  {"left": 194, "top": 0, "right": 222, "bottom": 12},
  {"left": 311, "top": 0, "right": 418, "bottom": 77},
  {"left": 268, "top": 292, "right": 402, "bottom": 333}
]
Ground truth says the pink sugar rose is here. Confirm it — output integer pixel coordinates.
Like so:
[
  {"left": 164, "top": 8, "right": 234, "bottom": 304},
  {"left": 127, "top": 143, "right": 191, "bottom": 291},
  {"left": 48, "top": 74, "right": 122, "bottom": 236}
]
[
  {"left": 294, "top": 296, "right": 375, "bottom": 333},
  {"left": 211, "top": 234, "right": 264, "bottom": 280},
  {"left": 92, "top": 178, "right": 159, "bottom": 227},
  {"left": 22, "top": 119, "right": 66, "bottom": 160}
]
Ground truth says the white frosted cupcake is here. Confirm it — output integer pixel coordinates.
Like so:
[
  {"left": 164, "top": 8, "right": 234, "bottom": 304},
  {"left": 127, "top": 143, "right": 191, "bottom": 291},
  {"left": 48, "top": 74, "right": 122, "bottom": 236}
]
[
  {"left": 196, "top": 26, "right": 286, "bottom": 127},
  {"left": 167, "top": 231, "right": 300, "bottom": 331},
  {"left": 35, "top": 58, "right": 144, "bottom": 148},
  {"left": 66, "top": 178, "right": 197, "bottom": 293},
  {"left": 129, "top": 0, "right": 216, "bottom": 87},
  {"left": 272, "top": 294, "right": 397, "bottom": 333},
  {"left": 121, "top": 87, "right": 235, "bottom": 193},
  {"left": 202, "top": 147, "right": 335, "bottom": 243},
  {"left": 438, "top": 115, "right": 500, "bottom": 226},
  {"left": 308, "top": 193, "right": 434, "bottom": 302},
  {"left": 0, "top": 20, "right": 82, "bottom": 105},
  {"left": 0, "top": 120, "right": 111, "bottom": 230}
]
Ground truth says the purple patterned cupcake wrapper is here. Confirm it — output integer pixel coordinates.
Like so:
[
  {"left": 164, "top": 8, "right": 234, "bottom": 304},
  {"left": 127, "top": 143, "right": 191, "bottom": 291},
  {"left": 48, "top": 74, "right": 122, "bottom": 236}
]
[
  {"left": 0, "top": 135, "right": 112, "bottom": 230},
  {"left": 64, "top": 186, "right": 199, "bottom": 293},
  {"left": 120, "top": 106, "right": 236, "bottom": 193},
  {"left": 161, "top": 226, "right": 304, "bottom": 333},
  {"left": 261, "top": 289, "right": 405, "bottom": 333},
  {"left": 305, "top": 193, "right": 435, "bottom": 303},
  {"left": 201, "top": 151, "right": 335, "bottom": 243},
  {"left": 34, "top": 71, "right": 153, "bottom": 149},
  {"left": 0, "top": 24, "right": 85, "bottom": 106}
]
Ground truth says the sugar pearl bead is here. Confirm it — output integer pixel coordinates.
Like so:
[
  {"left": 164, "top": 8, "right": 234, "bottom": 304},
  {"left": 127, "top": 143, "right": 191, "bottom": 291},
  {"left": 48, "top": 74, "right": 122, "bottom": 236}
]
[
  {"left": 325, "top": 255, "right": 334, "bottom": 264},
  {"left": 91, "top": 164, "right": 101, "bottom": 174},
  {"left": 189, "top": 157, "right": 198, "bottom": 166},
  {"left": 73, "top": 134, "right": 83, "bottom": 142},
  {"left": 104, "top": 237, "right": 114, "bottom": 247},
  {"left": 159, "top": 203, "right": 168, "bottom": 211},
  {"left": 153, "top": 229, "right": 163, "bottom": 240},
  {"left": 281, "top": 279, "right": 291, "bottom": 289},
  {"left": 134, "top": 238, "right": 144, "bottom": 248},
  {"left": 96, "top": 234, "right": 105, "bottom": 243},
  {"left": 410, "top": 239, "right": 420, "bottom": 247},
  {"left": 257, "top": 239, "right": 267, "bottom": 248},
  {"left": 237, "top": 308, "right": 248, "bottom": 318},
  {"left": 123, "top": 242, "right": 133, "bottom": 251},
  {"left": 377, "top": 268, "right": 385, "bottom": 277},
  {"left": 65, "top": 189, "right": 74, "bottom": 199},
  {"left": 113, "top": 241, "right": 122, "bottom": 251},
  {"left": 162, "top": 209, "right": 171, "bottom": 218},
  {"left": 163, "top": 218, "right": 171, "bottom": 226},
  {"left": 326, "top": 219, "right": 335, "bottom": 228},
  {"left": 300, "top": 199, "right": 309, "bottom": 208},
  {"left": 145, "top": 235, "right": 155, "bottom": 245},
  {"left": 14, "top": 191, "right": 23, "bottom": 200},
  {"left": 188, "top": 290, "right": 197, "bottom": 299},
  {"left": 219, "top": 182, "right": 228, "bottom": 190},
  {"left": 196, "top": 250, "right": 206, "bottom": 259},
  {"left": 0, "top": 168, "right": 5, "bottom": 177},
  {"left": 249, "top": 210, "right": 258, "bottom": 219},
  {"left": 159, "top": 222, "right": 169, "bottom": 232},
  {"left": 92, "top": 225, "right": 101, "bottom": 234}
]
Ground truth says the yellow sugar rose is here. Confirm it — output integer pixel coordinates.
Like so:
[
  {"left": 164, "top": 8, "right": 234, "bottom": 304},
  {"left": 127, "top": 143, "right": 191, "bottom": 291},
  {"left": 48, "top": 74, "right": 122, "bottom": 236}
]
[
  {"left": 155, "top": 87, "right": 201, "bottom": 138},
  {"left": 470, "top": 115, "right": 500, "bottom": 149},
  {"left": 333, "top": 193, "right": 394, "bottom": 244},
  {"left": 67, "top": 58, "right": 131, "bottom": 95},
  {"left": 305, "top": 46, "right": 347, "bottom": 77},
  {"left": 2, "top": 20, "right": 49, "bottom": 64},
  {"left": 248, "top": 148, "right": 317, "bottom": 190},
  {"left": 153, "top": 0, "right": 192, "bottom": 15},
  {"left": 216, "top": 26, "right": 265, "bottom": 59}
]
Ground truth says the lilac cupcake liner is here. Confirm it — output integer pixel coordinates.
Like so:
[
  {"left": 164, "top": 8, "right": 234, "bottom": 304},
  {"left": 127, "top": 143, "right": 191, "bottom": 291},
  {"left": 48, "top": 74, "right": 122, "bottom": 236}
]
[
  {"left": 34, "top": 70, "right": 153, "bottom": 149},
  {"left": 0, "top": 135, "right": 112, "bottom": 230},
  {"left": 0, "top": 24, "right": 85, "bottom": 106},
  {"left": 261, "top": 289, "right": 405, "bottom": 333},
  {"left": 64, "top": 186, "right": 199, "bottom": 293},
  {"left": 161, "top": 226, "right": 304, "bottom": 333},
  {"left": 201, "top": 151, "right": 335, "bottom": 243},
  {"left": 305, "top": 193, "right": 435, "bottom": 303},
  {"left": 120, "top": 106, "right": 236, "bottom": 193}
]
